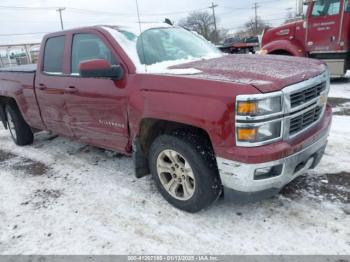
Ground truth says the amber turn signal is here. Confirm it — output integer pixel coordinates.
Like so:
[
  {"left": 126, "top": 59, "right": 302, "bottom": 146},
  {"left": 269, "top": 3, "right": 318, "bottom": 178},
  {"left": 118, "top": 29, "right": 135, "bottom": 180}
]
[
  {"left": 237, "top": 101, "right": 257, "bottom": 115},
  {"left": 237, "top": 128, "right": 257, "bottom": 141}
]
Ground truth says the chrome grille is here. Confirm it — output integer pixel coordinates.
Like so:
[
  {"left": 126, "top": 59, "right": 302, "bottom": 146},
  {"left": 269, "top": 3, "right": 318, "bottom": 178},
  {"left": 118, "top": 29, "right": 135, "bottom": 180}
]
[
  {"left": 290, "top": 82, "right": 327, "bottom": 108},
  {"left": 289, "top": 106, "right": 323, "bottom": 135}
]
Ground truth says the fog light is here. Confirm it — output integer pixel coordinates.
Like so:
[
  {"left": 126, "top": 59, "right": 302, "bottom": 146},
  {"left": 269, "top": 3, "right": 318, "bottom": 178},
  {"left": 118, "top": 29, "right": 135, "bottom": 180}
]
[
  {"left": 255, "top": 166, "right": 272, "bottom": 176},
  {"left": 254, "top": 164, "right": 283, "bottom": 180}
]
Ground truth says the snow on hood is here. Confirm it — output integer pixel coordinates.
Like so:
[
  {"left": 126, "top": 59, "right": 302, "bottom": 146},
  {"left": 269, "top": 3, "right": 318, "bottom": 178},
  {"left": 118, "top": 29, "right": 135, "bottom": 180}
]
[{"left": 170, "top": 54, "right": 327, "bottom": 93}]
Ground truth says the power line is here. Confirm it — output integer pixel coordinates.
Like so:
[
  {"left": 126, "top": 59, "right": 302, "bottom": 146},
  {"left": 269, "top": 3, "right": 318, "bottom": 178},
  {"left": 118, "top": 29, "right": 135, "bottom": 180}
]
[
  {"left": 0, "top": 5, "right": 57, "bottom": 10},
  {"left": 0, "top": 2, "right": 295, "bottom": 37},
  {"left": 0, "top": 32, "right": 49, "bottom": 37},
  {"left": 0, "top": 1, "right": 294, "bottom": 19},
  {"left": 220, "top": 0, "right": 290, "bottom": 9},
  {"left": 0, "top": 5, "right": 209, "bottom": 16}
]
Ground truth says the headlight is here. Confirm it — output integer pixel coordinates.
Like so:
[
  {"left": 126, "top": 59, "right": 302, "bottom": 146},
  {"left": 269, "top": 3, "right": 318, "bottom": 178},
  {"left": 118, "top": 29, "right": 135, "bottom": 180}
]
[
  {"left": 237, "top": 96, "right": 282, "bottom": 117},
  {"left": 236, "top": 120, "right": 282, "bottom": 144},
  {"left": 235, "top": 92, "right": 284, "bottom": 147}
]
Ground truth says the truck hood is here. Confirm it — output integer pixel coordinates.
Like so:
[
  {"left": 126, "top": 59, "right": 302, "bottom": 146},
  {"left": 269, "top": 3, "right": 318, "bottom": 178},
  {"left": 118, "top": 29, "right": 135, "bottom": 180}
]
[{"left": 170, "top": 54, "right": 326, "bottom": 93}]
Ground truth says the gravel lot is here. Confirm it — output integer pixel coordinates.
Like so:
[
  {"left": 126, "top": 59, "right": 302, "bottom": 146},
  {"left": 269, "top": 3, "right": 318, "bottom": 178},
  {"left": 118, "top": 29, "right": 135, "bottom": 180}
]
[{"left": 0, "top": 79, "right": 349, "bottom": 255}]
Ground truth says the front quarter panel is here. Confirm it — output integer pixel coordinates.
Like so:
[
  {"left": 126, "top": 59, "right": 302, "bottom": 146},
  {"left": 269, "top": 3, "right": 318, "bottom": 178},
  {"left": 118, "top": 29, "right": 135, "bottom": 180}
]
[{"left": 128, "top": 74, "right": 260, "bottom": 151}]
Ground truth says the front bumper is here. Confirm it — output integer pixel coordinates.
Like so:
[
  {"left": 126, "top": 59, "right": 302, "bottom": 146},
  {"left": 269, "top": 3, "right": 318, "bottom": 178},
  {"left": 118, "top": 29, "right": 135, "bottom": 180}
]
[{"left": 216, "top": 123, "right": 330, "bottom": 196}]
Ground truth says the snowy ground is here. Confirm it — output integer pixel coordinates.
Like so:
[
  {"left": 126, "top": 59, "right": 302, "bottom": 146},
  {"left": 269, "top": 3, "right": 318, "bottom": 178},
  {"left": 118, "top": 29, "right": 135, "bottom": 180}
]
[{"left": 0, "top": 80, "right": 350, "bottom": 255}]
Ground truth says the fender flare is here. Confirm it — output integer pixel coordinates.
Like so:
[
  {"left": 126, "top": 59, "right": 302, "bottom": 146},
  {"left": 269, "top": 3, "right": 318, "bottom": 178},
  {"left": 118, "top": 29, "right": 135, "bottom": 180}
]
[
  {"left": 262, "top": 40, "right": 306, "bottom": 57},
  {"left": 128, "top": 89, "right": 236, "bottom": 150}
]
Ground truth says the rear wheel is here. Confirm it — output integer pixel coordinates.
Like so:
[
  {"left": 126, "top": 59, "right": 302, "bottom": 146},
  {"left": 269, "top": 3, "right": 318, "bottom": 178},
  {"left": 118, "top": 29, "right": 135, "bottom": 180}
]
[
  {"left": 5, "top": 104, "right": 34, "bottom": 146},
  {"left": 149, "top": 132, "right": 221, "bottom": 213}
]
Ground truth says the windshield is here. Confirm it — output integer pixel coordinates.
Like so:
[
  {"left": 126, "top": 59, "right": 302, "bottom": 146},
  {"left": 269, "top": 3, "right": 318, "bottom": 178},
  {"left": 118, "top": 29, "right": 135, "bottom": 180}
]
[
  {"left": 311, "top": 0, "right": 341, "bottom": 16},
  {"left": 106, "top": 26, "right": 222, "bottom": 71},
  {"left": 137, "top": 27, "right": 221, "bottom": 65}
]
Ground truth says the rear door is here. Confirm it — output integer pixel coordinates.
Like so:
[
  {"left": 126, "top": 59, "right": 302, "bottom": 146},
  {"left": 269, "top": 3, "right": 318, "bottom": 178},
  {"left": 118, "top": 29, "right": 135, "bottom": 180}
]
[
  {"left": 64, "top": 32, "right": 129, "bottom": 152},
  {"left": 306, "top": 0, "right": 342, "bottom": 52},
  {"left": 35, "top": 35, "right": 73, "bottom": 136}
]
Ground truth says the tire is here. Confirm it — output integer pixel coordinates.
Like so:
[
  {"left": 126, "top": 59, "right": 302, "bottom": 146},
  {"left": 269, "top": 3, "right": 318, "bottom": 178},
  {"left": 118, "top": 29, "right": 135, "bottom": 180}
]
[
  {"left": 5, "top": 104, "right": 34, "bottom": 146},
  {"left": 149, "top": 131, "right": 222, "bottom": 213}
]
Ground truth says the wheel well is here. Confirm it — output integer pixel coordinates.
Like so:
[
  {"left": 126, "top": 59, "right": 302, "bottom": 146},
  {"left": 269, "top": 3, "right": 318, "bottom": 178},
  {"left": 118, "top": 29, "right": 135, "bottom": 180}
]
[
  {"left": 270, "top": 50, "right": 293, "bottom": 56},
  {"left": 0, "top": 96, "right": 17, "bottom": 127},
  {"left": 0, "top": 96, "right": 17, "bottom": 108},
  {"left": 138, "top": 118, "right": 214, "bottom": 155}
]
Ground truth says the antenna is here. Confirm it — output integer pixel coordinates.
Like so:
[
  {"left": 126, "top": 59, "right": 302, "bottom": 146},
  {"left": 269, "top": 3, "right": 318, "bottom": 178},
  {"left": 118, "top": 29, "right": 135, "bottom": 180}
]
[{"left": 135, "top": 0, "right": 147, "bottom": 72}]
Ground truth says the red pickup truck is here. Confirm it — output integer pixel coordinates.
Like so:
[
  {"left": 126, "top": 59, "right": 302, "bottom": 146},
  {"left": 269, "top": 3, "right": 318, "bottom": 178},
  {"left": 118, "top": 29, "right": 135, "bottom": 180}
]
[{"left": 0, "top": 24, "right": 332, "bottom": 212}]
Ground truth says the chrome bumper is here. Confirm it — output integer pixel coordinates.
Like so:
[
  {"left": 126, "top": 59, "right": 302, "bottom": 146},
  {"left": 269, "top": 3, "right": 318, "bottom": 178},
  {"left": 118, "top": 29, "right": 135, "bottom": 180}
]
[{"left": 216, "top": 128, "right": 330, "bottom": 193}]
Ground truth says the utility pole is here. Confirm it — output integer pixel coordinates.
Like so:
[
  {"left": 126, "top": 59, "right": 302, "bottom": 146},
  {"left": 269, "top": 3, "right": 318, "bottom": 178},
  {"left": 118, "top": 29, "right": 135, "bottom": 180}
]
[
  {"left": 209, "top": 2, "right": 218, "bottom": 44},
  {"left": 253, "top": 2, "right": 260, "bottom": 35},
  {"left": 56, "top": 7, "right": 66, "bottom": 30}
]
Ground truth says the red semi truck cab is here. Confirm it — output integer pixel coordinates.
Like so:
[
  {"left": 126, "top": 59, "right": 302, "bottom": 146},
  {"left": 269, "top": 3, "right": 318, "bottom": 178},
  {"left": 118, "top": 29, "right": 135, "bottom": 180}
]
[
  {"left": 261, "top": 0, "right": 350, "bottom": 77},
  {"left": 0, "top": 24, "right": 332, "bottom": 212}
]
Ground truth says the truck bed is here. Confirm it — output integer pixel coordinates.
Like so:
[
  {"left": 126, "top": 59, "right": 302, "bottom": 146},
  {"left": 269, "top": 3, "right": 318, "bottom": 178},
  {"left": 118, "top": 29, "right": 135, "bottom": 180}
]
[
  {"left": 0, "top": 64, "right": 44, "bottom": 130},
  {"left": 0, "top": 64, "right": 36, "bottom": 73}
]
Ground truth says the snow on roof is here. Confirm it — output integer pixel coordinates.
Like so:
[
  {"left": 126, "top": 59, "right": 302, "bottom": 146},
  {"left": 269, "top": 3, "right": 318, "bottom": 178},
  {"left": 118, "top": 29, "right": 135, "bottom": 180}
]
[{"left": 103, "top": 22, "right": 173, "bottom": 36}]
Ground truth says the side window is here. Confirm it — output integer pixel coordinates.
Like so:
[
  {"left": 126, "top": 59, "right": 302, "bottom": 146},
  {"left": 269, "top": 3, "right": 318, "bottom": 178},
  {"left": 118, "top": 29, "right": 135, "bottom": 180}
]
[
  {"left": 312, "top": 0, "right": 341, "bottom": 16},
  {"left": 71, "top": 33, "right": 118, "bottom": 74},
  {"left": 346, "top": 0, "right": 350, "bottom": 12},
  {"left": 43, "top": 36, "right": 65, "bottom": 73}
]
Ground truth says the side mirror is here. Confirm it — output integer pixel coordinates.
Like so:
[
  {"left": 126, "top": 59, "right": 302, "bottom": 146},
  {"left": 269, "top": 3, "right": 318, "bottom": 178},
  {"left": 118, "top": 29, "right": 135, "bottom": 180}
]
[{"left": 79, "top": 59, "right": 124, "bottom": 80}]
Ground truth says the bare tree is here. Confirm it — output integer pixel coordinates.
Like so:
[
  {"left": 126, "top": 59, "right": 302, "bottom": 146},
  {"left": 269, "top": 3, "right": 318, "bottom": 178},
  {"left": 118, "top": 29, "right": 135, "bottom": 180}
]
[
  {"left": 179, "top": 11, "right": 226, "bottom": 43},
  {"left": 235, "top": 17, "right": 269, "bottom": 37}
]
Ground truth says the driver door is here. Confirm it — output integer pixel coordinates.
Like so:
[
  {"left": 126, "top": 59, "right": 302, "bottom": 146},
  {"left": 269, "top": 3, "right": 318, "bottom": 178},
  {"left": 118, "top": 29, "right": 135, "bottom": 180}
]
[
  {"left": 64, "top": 32, "right": 129, "bottom": 152},
  {"left": 306, "top": 0, "right": 343, "bottom": 53}
]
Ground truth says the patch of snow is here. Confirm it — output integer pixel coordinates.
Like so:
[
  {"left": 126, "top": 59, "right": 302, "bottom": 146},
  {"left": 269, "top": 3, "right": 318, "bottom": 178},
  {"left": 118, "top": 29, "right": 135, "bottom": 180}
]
[
  {"left": 229, "top": 78, "right": 273, "bottom": 86},
  {"left": 103, "top": 26, "right": 142, "bottom": 71},
  {"left": 0, "top": 113, "right": 349, "bottom": 254},
  {"left": 330, "top": 79, "right": 350, "bottom": 99},
  {"left": 314, "top": 115, "right": 350, "bottom": 175},
  {"left": 145, "top": 58, "right": 218, "bottom": 75}
]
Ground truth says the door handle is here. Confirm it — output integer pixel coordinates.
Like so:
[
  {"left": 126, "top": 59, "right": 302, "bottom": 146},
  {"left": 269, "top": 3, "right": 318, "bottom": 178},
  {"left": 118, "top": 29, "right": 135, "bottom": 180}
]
[
  {"left": 65, "top": 86, "right": 79, "bottom": 94},
  {"left": 38, "top": 83, "right": 47, "bottom": 91}
]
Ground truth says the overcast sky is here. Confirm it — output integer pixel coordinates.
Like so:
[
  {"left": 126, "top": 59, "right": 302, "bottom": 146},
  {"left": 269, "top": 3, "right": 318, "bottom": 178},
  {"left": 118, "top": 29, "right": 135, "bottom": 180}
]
[{"left": 0, "top": 0, "right": 296, "bottom": 45}]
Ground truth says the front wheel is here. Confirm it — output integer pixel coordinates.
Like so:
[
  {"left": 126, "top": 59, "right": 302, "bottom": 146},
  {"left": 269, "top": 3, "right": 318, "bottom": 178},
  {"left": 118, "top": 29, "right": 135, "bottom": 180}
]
[
  {"left": 5, "top": 104, "right": 34, "bottom": 146},
  {"left": 149, "top": 132, "right": 221, "bottom": 213}
]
